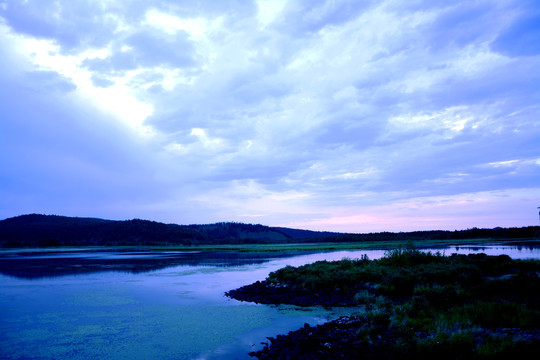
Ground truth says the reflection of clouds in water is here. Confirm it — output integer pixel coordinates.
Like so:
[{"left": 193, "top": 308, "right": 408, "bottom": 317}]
[
  {"left": 447, "top": 245, "right": 540, "bottom": 259},
  {"left": 0, "top": 250, "right": 296, "bottom": 279},
  {"left": 1, "top": 246, "right": 538, "bottom": 280},
  {"left": 148, "top": 267, "right": 227, "bottom": 276},
  {"left": 1, "top": 246, "right": 539, "bottom": 360}
]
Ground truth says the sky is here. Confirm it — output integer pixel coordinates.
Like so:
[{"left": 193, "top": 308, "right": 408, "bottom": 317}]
[{"left": 1, "top": 0, "right": 539, "bottom": 233}]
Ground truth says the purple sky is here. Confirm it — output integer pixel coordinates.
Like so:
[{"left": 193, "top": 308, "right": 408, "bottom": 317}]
[{"left": 1, "top": 0, "right": 539, "bottom": 232}]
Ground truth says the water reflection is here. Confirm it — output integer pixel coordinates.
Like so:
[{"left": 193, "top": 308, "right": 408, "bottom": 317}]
[
  {"left": 0, "top": 250, "right": 302, "bottom": 279},
  {"left": 1, "top": 245, "right": 539, "bottom": 360},
  {"left": 438, "top": 244, "right": 540, "bottom": 259},
  {"left": 1, "top": 243, "right": 539, "bottom": 280}
]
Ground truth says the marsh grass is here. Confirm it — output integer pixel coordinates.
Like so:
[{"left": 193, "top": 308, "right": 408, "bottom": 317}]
[
  {"left": 262, "top": 245, "right": 540, "bottom": 357},
  {"left": 145, "top": 237, "right": 534, "bottom": 252}
]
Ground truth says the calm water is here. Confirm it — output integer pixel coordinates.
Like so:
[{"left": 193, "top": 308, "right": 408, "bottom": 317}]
[{"left": 1, "top": 245, "right": 539, "bottom": 360}]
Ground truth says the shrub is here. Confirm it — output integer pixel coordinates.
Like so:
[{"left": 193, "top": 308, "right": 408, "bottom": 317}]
[{"left": 443, "top": 302, "right": 539, "bottom": 329}]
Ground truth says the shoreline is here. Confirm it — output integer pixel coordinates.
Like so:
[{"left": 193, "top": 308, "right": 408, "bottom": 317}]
[
  {"left": 226, "top": 249, "right": 540, "bottom": 359},
  {"left": 1, "top": 237, "right": 538, "bottom": 253}
]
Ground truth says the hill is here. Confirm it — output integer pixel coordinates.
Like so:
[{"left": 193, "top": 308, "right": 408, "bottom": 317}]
[
  {"left": 0, "top": 214, "right": 538, "bottom": 248},
  {"left": 0, "top": 214, "right": 338, "bottom": 247},
  {"left": 0, "top": 214, "right": 210, "bottom": 247}
]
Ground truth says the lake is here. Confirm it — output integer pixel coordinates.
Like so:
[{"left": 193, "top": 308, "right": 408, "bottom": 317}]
[{"left": 1, "top": 244, "right": 539, "bottom": 359}]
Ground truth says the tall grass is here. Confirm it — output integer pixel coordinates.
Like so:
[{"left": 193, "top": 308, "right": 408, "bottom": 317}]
[{"left": 263, "top": 244, "right": 540, "bottom": 357}]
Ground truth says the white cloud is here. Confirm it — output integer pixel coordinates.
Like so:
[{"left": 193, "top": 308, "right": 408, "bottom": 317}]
[
  {"left": 144, "top": 9, "right": 208, "bottom": 38},
  {"left": 387, "top": 106, "right": 476, "bottom": 137},
  {"left": 1, "top": 0, "right": 539, "bottom": 231},
  {"left": 256, "top": 0, "right": 286, "bottom": 26},
  {"left": 0, "top": 22, "right": 154, "bottom": 135},
  {"left": 487, "top": 160, "right": 520, "bottom": 168}
]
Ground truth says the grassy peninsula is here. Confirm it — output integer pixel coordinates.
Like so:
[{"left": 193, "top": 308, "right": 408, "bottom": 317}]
[{"left": 227, "top": 246, "right": 540, "bottom": 359}]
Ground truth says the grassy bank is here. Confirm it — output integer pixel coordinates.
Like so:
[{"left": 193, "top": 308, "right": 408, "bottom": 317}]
[
  {"left": 1, "top": 237, "right": 537, "bottom": 253},
  {"left": 229, "top": 246, "right": 540, "bottom": 359},
  {"left": 150, "top": 237, "right": 537, "bottom": 252}
]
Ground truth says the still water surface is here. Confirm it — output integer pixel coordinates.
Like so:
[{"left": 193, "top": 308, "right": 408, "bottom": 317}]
[{"left": 1, "top": 245, "right": 538, "bottom": 360}]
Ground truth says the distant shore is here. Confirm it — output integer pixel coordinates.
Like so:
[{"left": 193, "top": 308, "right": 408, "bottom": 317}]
[
  {"left": 1, "top": 237, "right": 538, "bottom": 254},
  {"left": 2, "top": 214, "right": 538, "bottom": 248}
]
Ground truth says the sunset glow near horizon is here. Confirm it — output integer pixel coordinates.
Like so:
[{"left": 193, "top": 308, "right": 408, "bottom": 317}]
[{"left": 1, "top": 0, "right": 539, "bottom": 233}]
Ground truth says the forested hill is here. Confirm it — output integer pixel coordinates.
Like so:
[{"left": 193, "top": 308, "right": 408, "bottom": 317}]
[
  {"left": 0, "top": 214, "right": 338, "bottom": 247},
  {"left": 0, "top": 214, "right": 538, "bottom": 248}
]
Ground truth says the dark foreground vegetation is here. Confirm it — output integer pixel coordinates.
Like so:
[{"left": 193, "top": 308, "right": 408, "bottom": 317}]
[
  {"left": 1, "top": 214, "right": 538, "bottom": 248},
  {"left": 227, "top": 247, "right": 540, "bottom": 359}
]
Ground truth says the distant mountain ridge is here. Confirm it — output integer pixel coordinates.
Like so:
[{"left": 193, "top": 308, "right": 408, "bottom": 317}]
[
  {"left": 0, "top": 214, "right": 340, "bottom": 247},
  {"left": 0, "top": 214, "right": 538, "bottom": 248}
]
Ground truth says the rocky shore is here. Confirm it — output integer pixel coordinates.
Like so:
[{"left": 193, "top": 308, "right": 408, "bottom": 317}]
[
  {"left": 247, "top": 317, "right": 540, "bottom": 359},
  {"left": 225, "top": 280, "right": 364, "bottom": 307},
  {"left": 227, "top": 285, "right": 540, "bottom": 359},
  {"left": 249, "top": 316, "right": 403, "bottom": 360}
]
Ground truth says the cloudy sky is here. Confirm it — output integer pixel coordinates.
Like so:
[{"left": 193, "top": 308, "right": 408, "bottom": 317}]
[{"left": 1, "top": 0, "right": 539, "bottom": 232}]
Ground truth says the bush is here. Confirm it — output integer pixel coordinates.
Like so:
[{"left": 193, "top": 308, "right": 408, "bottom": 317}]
[{"left": 244, "top": 248, "right": 540, "bottom": 359}]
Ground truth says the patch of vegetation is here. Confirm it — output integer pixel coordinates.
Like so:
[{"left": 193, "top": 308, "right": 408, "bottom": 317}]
[{"left": 232, "top": 246, "right": 540, "bottom": 359}]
